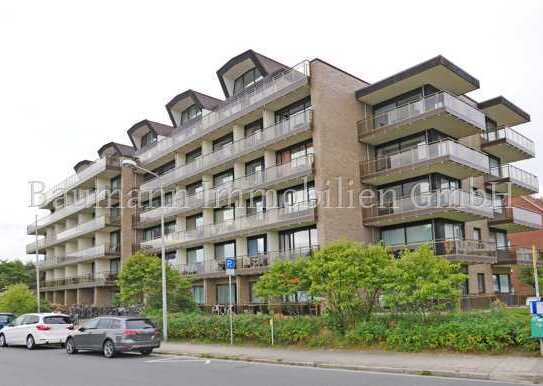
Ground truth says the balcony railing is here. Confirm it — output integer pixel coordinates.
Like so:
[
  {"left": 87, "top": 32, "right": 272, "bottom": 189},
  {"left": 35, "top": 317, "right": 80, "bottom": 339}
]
[
  {"left": 28, "top": 189, "right": 111, "bottom": 234},
  {"left": 141, "top": 108, "right": 313, "bottom": 190},
  {"left": 488, "top": 164, "right": 539, "bottom": 192},
  {"left": 484, "top": 127, "right": 536, "bottom": 156},
  {"left": 357, "top": 92, "right": 486, "bottom": 137},
  {"left": 39, "top": 244, "right": 121, "bottom": 267},
  {"left": 41, "top": 271, "right": 118, "bottom": 290},
  {"left": 137, "top": 61, "right": 310, "bottom": 165},
  {"left": 385, "top": 239, "right": 497, "bottom": 263},
  {"left": 40, "top": 158, "right": 117, "bottom": 207},
  {"left": 363, "top": 190, "right": 495, "bottom": 223},
  {"left": 139, "top": 155, "right": 314, "bottom": 223},
  {"left": 142, "top": 201, "right": 316, "bottom": 249},
  {"left": 492, "top": 206, "right": 543, "bottom": 229},
  {"left": 361, "top": 140, "right": 489, "bottom": 178},
  {"left": 496, "top": 246, "right": 543, "bottom": 265},
  {"left": 176, "top": 246, "right": 319, "bottom": 276}
]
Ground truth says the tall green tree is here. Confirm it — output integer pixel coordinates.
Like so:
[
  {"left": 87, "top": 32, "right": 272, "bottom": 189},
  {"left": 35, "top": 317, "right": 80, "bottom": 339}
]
[
  {"left": 383, "top": 245, "right": 466, "bottom": 315},
  {"left": 0, "top": 283, "right": 37, "bottom": 314},
  {"left": 254, "top": 258, "right": 309, "bottom": 300},
  {"left": 0, "top": 260, "right": 35, "bottom": 291},
  {"left": 117, "top": 252, "right": 195, "bottom": 312}
]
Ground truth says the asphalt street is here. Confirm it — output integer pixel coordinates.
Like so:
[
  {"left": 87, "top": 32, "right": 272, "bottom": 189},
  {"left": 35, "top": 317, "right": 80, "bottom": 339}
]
[{"left": 0, "top": 345, "right": 525, "bottom": 386}]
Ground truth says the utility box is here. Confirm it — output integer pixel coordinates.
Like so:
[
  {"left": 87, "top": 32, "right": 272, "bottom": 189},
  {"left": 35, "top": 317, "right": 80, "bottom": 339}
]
[{"left": 531, "top": 316, "right": 543, "bottom": 338}]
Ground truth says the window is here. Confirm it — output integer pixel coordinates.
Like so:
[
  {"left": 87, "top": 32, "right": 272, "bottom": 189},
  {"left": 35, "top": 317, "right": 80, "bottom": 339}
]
[
  {"left": 144, "top": 160, "right": 175, "bottom": 181},
  {"left": 233, "top": 67, "right": 263, "bottom": 96},
  {"left": 185, "top": 147, "right": 202, "bottom": 164},
  {"left": 249, "top": 282, "right": 263, "bottom": 304},
  {"left": 110, "top": 258, "right": 120, "bottom": 274},
  {"left": 381, "top": 222, "right": 433, "bottom": 246},
  {"left": 214, "top": 205, "right": 235, "bottom": 224},
  {"left": 192, "top": 286, "right": 204, "bottom": 304},
  {"left": 43, "top": 315, "right": 72, "bottom": 324},
  {"left": 23, "top": 315, "right": 39, "bottom": 325},
  {"left": 245, "top": 119, "right": 263, "bottom": 137},
  {"left": 275, "top": 97, "right": 311, "bottom": 123},
  {"left": 246, "top": 196, "right": 265, "bottom": 217},
  {"left": 110, "top": 231, "right": 120, "bottom": 253},
  {"left": 245, "top": 158, "right": 264, "bottom": 176},
  {"left": 125, "top": 319, "right": 155, "bottom": 330},
  {"left": 276, "top": 140, "right": 313, "bottom": 165},
  {"left": 84, "top": 319, "right": 99, "bottom": 329},
  {"left": 213, "top": 133, "right": 233, "bottom": 152},
  {"left": 97, "top": 318, "right": 112, "bottom": 329},
  {"left": 493, "top": 274, "right": 511, "bottom": 293},
  {"left": 477, "top": 273, "right": 486, "bottom": 294},
  {"left": 279, "top": 183, "right": 315, "bottom": 210},
  {"left": 280, "top": 226, "right": 319, "bottom": 252},
  {"left": 247, "top": 235, "right": 266, "bottom": 257},
  {"left": 142, "top": 221, "right": 175, "bottom": 241},
  {"left": 186, "top": 213, "right": 203, "bottom": 231},
  {"left": 217, "top": 284, "right": 237, "bottom": 305},
  {"left": 165, "top": 251, "right": 176, "bottom": 261},
  {"left": 186, "top": 181, "right": 203, "bottom": 196},
  {"left": 213, "top": 169, "right": 234, "bottom": 187},
  {"left": 214, "top": 241, "right": 236, "bottom": 261},
  {"left": 187, "top": 247, "right": 204, "bottom": 265},
  {"left": 140, "top": 131, "right": 157, "bottom": 148},
  {"left": 473, "top": 228, "right": 482, "bottom": 241},
  {"left": 494, "top": 230, "right": 508, "bottom": 249},
  {"left": 180, "top": 104, "right": 202, "bottom": 125},
  {"left": 110, "top": 203, "right": 121, "bottom": 219},
  {"left": 110, "top": 176, "right": 121, "bottom": 191}
]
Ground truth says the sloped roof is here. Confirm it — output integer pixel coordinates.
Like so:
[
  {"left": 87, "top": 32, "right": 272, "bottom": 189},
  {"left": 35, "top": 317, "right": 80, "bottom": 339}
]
[
  {"left": 165, "top": 89, "right": 222, "bottom": 126},
  {"left": 126, "top": 119, "right": 175, "bottom": 147},
  {"left": 97, "top": 142, "right": 136, "bottom": 158}
]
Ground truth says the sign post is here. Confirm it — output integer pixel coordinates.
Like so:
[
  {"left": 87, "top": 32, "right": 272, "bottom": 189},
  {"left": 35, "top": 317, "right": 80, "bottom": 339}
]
[
  {"left": 226, "top": 257, "right": 236, "bottom": 345},
  {"left": 531, "top": 245, "right": 543, "bottom": 356}
]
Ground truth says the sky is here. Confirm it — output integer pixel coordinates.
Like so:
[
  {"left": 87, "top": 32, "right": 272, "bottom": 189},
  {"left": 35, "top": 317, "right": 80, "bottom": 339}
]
[{"left": 1, "top": 0, "right": 542, "bottom": 261}]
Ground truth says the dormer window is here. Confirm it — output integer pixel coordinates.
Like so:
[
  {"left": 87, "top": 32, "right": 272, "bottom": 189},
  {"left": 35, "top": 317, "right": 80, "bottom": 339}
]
[
  {"left": 180, "top": 104, "right": 202, "bottom": 125},
  {"left": 141, "top": 131, "right": 157, "bottom": 148},
  {"left": 233, "top": 67, "right": 263, "bottom": 96}
]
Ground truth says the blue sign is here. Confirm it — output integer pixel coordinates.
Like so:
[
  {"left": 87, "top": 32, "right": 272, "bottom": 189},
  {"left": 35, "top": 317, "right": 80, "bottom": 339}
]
[
  {"left": 530, "top": 300, "right": 543, "bottom": 315},
  {"left": 225, "top": 258, "right": 236, "bottom": 273}
]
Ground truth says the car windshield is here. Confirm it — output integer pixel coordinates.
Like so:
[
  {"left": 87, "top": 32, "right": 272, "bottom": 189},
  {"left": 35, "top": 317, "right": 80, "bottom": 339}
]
[
  {"left": 43, "top": 316, "right": 72, "bottom": 324},
  {"left": 125, "top": 319, "right": 155, "bottom": 329},
  {"left": 0, "top": 316, "right": 12, "bottom": 322}
]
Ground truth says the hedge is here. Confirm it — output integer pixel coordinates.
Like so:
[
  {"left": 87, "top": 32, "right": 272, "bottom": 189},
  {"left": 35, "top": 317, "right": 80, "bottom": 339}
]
[{"left": 153, "top": 308, "right": 537, "bottom": 353}]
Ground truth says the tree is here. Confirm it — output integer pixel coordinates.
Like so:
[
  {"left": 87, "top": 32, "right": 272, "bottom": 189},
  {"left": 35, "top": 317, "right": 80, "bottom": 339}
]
[
  {"left": 254, "top": 258, "right": 309, "bottom": 300},
  {"left": 518, "top": 265, "right": 543, "bottom": 291},
  {"left": 383, "top": 245, "right": 466, "bottom": 316},
  {"left": 0, "top": 260, "right": 35, "bottom": 291},
  {"left": 117, "top": 252, "right": 195, "bottom": 312},
  {"left": 0, "top": 283, "right": 37, "bottom": 314},
  {"left": 305, "top": 241, "right": 394, "bottom": 331}
]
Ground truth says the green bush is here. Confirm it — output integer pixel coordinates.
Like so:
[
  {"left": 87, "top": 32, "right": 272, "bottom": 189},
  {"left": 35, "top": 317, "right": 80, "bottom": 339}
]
[{"left": 0, "top": 283, "right": 38, "bottom": 314}]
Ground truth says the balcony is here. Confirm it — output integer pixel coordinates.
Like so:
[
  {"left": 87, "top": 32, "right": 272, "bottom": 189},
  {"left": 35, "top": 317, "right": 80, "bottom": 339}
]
[
  {"left": 39, "top": 158, "right": 119, "bottom": 209},
  {"left": 27, "top": 189, "right": 112, "bottom": 235},
  {"left": 137, "top": 61, "right": 310, "bottom": 165},
  {"left": 41, "top": 271, "right": 118, "bottom": 290},
  {"left": 38, "top": 244, "right": 120, "bottom": 268},
  {"left": 357, "top": 92, "right": 486, "bottom": 145},
  {"left": 360, "top": 140, "right": 489, "bottom": 186},
  {"left": 26, "top": 213, "right": 120, "bottom": 253},
  {"left": 177, "top": 246, "right": 319, "bottom": 279},
  {"left": 141, "top": 109, "right": 313, "bottom": 191},
  {"left": 362, "top": 190, "right": 494, "bottom": 227},
  {"left": 490, "top": 206, "right": 543, "bottom": 232},
  {"left": 495, "top": 246, "right": 543, "bottom": 266},
  {"left": 141, "top": 201, "right": 316, "bottom": 250},
  {"left": 386, "top": 239, "right": 497, "bottom": 264},
  {"left": 486, "top": 165, "right": 539, "bottom": 196},
  {"left": 482, "top": 128, "right": 535, "bottom": 163},
  {"left": 139, "top": 155, "right": 314, "bottom": 224}
]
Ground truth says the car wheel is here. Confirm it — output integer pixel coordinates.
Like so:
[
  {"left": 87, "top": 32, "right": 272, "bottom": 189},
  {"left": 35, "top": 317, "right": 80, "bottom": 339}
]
[
  {"left": 140, "top": 348, "right": 153, "bottom": 356},
  {"left": 65, "top": 338, "right": 78, "bottom": 355},
  {"left": 26, "top": 335, "right": 35, "bottom": 350},
  {"left": 0, "top": 334, "right": 7, "bottom": 347},
  {"left": 103, "top": 340, "right": 115, "bottom": 358}
]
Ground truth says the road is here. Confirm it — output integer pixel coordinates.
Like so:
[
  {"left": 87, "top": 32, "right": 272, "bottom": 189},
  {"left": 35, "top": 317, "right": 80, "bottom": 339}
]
[{"left": 0, "top": 346, "right": 524, "bottom": 386}]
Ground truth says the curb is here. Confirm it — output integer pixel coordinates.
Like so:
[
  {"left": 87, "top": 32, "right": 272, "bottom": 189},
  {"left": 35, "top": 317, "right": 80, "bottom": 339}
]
[{"left": 155, "top": 349, "right": 541, "bottom": 384}]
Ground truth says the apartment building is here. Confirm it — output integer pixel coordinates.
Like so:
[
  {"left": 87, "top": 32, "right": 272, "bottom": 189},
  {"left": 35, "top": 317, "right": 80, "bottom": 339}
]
[{"left": 27, "top": 50, "right": 541, "bottom": 307}]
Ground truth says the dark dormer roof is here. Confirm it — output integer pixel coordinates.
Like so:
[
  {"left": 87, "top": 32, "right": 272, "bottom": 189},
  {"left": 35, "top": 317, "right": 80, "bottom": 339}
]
[
  {"left": 165, "top": 89, "right": 222, "bottom": 126},
  {"left": 216, "top": 49, "right": 288, "bottom": 98},
  {"left": 126, "top": 119, "right": 175, "bottom": 147},
  {"left": 73, "top": 160, "right": 93, "bottom": 173},
  {"left": 97, "top": 142, "right": 136, "bottom": 158}
]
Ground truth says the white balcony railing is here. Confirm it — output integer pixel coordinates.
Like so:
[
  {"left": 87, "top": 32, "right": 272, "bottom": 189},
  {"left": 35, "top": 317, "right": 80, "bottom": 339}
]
[
  {"left": 141, "top": 108, "right": 312, "bottom": 191},
  {"left": 361, "top": 140, "right": 490, "bottom": 177},
  {"left": 139, "top": 155, "right": 314, "bottom": 223},
  {"left": 358, "top": 91, "right": 487, "bottom": 135},
  {"left": 489, "top": 164, "right": 539, "bottom": 192},
  {"left": 39, "top": 244, "right": 120, "bottom": 267},
  {"left": 137, "top": 61, "right": 310, "bottom": 165},
  {"left": 485, "top": 127, "right": 535, "bottom": 156},
  {"left": 142, "top": 201, "right": 316, "bottom": 249},
  {"left": 512, "top": 207, "right": 543, "bottom": 228}
]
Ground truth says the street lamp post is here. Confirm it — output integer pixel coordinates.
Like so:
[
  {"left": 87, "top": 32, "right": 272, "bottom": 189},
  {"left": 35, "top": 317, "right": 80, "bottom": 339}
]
[{"left": 121, "top": 159, "right": 168, "bottom": 341}]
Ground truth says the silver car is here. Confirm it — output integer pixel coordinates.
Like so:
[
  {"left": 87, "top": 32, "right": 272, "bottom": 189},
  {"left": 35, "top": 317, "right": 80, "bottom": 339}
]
[{"left": 65, "top": 316, "right": 160, "bottom": 358}]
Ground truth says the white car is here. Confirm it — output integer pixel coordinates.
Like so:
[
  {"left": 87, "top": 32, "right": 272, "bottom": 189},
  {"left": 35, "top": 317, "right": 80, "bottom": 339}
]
[{"left": 0, "top": 313, "right": 73, "bottom": 349}]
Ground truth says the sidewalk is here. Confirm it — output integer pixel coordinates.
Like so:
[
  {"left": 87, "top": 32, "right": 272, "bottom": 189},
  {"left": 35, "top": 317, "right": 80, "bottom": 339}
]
[{"left": 157, "top": 342, "right": 543, "bottom": 384}]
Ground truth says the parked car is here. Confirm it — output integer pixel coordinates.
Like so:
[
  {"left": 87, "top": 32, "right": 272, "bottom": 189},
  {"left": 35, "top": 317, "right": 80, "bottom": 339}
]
[
  {"left": 0, "top": 313, "right": 16, "bottom": 330},
  {"left": 0, "top": 313, "right": 73, "bottom": 349},
  {"left": 65, "top": 316, "right": 160, "bottom": 358}
]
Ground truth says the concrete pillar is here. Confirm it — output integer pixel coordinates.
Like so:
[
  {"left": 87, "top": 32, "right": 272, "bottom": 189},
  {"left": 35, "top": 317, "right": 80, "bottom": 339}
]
[
  {"left": 267, "top": 231, "right": 280, "bottom": 257},
  {"left": 236, "top": 237, "right": 247, "bottom": 258},
  {"left": 77, "top": 288, "right": 94, "bottom": 305},
  {"left": 94, "top": 259, "right": 109, "bottom": 276},
  {"left": 95, "top": 287, "right": 113, "bottom": 306},
  {"left": 120, "top": 164, "right": 136, "bottom": 265},
  {"left": 203, "top": 208, "right": 214, "bottom": 225},
  {"left": 262, "top": 109, "right": 274, "bottom": 128},
  {"left": 78, "top": 212, "right": 93, "bottom": 223},
  {"left": 204, "top": 279, "right": 216, "bottom": 306},
  {"left": 264, "top": 150, "right": 276, "bottom": 168},
  {"left": 236, "top": 276, "right": 250, "bottom": 305},
  {"left": 65, "top": 242, "right": 77, "bottom": 255},
  {"left": 175, "top": 151, "right": 185, "bottom": 168},
  {"left": 78, "top": 238, "right": 93, "bottom": 251},
  {"left": 202, "top": 174, "right": 213, "bottom": 190},
  {"left": 53, "top": 245, "right": 65, "bottom": 257},
  {"left": 203, "top": 243, "right": 215, "bottom": 260},
  {"left": 233, "top": 125, "right": 244, "bottom": 141},
  {"left": 65, "top": 289, "right": 77, "bottom": 306},
  {"left": 202, "top": 140, "right": 213, "bottom": 156},
  {"left": 234, "top": 161, "right": 245, "bottom": 180},
  {"left": 468, "top": 264, "right": 494, "bottom": 295},
  {"left": 65, "top": 265, "right": 77, "bottom": 279}
]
